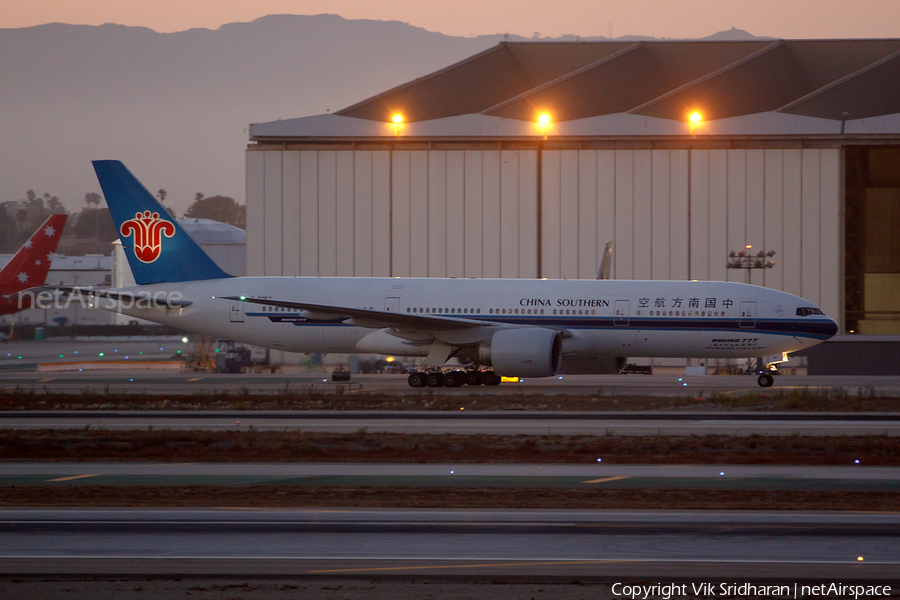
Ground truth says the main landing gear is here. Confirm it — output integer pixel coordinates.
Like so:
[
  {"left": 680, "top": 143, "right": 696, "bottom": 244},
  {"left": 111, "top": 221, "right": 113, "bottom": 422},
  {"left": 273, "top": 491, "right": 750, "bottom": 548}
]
[{"left": 407, "top": 368, "right": 502, "bottom": 388}]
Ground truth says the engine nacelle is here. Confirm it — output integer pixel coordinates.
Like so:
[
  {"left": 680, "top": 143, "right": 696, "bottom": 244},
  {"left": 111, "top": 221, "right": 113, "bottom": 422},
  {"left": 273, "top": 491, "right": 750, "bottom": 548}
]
[{"left": 476, "top": 328, "right": 562, "bottom": 377}]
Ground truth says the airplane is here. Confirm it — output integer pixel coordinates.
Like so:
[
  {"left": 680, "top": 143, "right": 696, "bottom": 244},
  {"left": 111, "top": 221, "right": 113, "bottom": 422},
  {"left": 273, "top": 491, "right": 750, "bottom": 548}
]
[
  {"left": 0, "top": 214, "right": 68, "bottom": 316},
  {"left": 65, "top": 160, "right": 838, "bottom": 388}
]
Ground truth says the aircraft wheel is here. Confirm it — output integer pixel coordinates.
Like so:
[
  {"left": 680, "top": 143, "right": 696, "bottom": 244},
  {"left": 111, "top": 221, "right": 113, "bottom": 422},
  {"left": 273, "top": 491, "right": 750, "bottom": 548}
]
[
  {"left": 443, "top": 371, "right": 463, "bottom": 387},
  {"left": 408, "top": 372, "right": 426, "bottom": 388},
  {"left": 425, "top": 372, "right": 444, "bottom": 387},
  {"left": 482, "top": 370, "right": 501, "bottom": 386},
  {"left": 465, "top": 371, "right": 483, "bottom": 386},
  {"left": 757, "top": 373, "right": 774, "bottom": 388}
]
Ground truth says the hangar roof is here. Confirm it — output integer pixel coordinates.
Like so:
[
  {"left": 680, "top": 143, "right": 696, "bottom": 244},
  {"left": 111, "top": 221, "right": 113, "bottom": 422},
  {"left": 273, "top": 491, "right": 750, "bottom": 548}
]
[{"left": 251, "top": 39, "right": 900, "bottom": 140}]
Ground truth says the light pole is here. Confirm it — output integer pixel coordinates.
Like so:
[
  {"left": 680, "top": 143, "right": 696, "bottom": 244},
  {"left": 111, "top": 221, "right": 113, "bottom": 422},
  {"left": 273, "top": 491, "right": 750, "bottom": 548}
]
[{"left": 726, "top": 245, "right": 776, "bottom": 284}]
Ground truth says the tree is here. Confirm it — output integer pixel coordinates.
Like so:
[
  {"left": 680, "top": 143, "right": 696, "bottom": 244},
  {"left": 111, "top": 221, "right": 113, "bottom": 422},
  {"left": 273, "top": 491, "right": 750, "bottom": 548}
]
[
  {"left": 72, "top": 208, "right": 117, "bottom": 242},
  {"left": 84, "top": 192, "right": 102, "bottom": 208},
  {"left": 154, "top": 189, "right": 177, "bottom": 217},
  {"left": 183, "top": 195, "right": 246, "bottom": 229},
  {"left": 45, "top": 193, "right": 66, "bottom": 214},
  {"left": 23, "top": 190, "right": 45, "bottom": 213},
  {"left": 0, "top": 204, "right": 12, "bottom": 252}
]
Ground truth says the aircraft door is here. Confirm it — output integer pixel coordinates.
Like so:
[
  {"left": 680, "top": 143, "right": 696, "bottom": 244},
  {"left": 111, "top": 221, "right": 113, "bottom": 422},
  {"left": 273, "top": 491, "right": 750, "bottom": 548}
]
[
  {"left": 740, "top": 301, "right": 757, "bottom": 328},
  {"left": 229, "top": 300, "right": 245, "bottom": 323},
  {"left": 614, "top": 300, "right": 630, "bottom": 326},
  {"left": 384, "top": 297, "right": 401, "bottom": 312}
]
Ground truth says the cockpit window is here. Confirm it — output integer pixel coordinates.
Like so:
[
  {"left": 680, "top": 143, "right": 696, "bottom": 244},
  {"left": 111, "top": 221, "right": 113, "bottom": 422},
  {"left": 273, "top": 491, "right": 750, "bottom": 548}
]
[{"left": 796, "top": 307, "right": 824, "bottom": 317}]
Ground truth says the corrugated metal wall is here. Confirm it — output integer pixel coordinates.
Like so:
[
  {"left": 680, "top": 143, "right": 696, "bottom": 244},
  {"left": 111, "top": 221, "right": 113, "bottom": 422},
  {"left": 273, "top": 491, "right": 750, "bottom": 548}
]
[{"left": 247, "top": 147, "right": 842, "bottom": 328}]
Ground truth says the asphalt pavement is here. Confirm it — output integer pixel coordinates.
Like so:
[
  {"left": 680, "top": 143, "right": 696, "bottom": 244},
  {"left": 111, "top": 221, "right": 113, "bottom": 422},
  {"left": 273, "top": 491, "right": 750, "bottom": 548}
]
[{"left": 0, "top": 508, "right": 897, "bottom": 579}]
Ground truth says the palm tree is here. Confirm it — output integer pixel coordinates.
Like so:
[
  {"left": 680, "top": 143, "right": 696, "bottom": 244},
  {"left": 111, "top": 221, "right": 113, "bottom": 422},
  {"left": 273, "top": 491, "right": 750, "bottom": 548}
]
[
  {"left": 84, "top": 192, "right": 101, "bottom": 208},
  {"left": 157, "top": 189, "right": 168, "bottom": 203}
]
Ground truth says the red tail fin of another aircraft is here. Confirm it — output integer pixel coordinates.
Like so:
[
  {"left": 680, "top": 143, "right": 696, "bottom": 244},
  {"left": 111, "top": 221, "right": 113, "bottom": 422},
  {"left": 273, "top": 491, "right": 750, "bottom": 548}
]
[{"left": 0, "top": 214, "right": 68, "bottom": 293}]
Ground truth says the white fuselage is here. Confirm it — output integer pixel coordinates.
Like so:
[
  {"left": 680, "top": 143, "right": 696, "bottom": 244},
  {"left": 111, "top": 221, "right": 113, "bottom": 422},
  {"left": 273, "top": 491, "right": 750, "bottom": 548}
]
[{"left": 98, "top": 277, "right": 838, "bottom": 369}]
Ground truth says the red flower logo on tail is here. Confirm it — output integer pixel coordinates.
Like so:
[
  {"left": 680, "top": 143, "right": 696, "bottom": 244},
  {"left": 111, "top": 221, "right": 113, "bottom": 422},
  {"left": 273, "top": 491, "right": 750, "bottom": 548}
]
[{"left": 120, "top": 211, "right": 176, "bottom": 263}]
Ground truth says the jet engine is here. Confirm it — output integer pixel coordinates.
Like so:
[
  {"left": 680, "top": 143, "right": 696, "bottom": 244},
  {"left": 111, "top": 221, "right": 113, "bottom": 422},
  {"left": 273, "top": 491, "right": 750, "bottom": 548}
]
[{"left": 474, "top": 328, "right": 562, "bottom": 377}]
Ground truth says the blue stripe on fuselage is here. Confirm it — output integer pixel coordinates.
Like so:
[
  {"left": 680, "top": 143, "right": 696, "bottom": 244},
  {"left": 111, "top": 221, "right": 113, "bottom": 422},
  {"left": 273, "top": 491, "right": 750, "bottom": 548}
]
[{"left": 246, "top": 312, "right": 834, "bottom": 340}]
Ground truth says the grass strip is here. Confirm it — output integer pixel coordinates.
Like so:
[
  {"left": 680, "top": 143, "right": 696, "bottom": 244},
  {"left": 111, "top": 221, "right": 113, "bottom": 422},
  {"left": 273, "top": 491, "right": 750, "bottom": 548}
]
[
  {"left": 1, "top": 430, "right": 897, "bottom": 465},
  {"left": 3, "top": 388, "right": 898, "bottom": 412},
  {"left": 1, "top": 486, "right": 897, "bottom": 511}
]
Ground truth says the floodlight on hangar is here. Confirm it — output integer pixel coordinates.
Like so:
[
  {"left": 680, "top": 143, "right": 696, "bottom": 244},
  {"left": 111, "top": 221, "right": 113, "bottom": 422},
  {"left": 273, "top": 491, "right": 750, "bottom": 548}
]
[
  {"left": 391, "top": 113, "right": 403, "bottom": 136},
  {"left": 537, "top": 112, "right": 551, "bottom": 139},
  {"left": 689, "top": 111, "right": 703, "bottom": 135}
]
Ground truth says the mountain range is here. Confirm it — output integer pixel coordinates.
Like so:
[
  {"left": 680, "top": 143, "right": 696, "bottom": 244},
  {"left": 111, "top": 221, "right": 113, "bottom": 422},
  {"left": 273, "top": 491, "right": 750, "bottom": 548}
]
[{"left": 0, "top": 15, "right": 761, "bottom": 215}]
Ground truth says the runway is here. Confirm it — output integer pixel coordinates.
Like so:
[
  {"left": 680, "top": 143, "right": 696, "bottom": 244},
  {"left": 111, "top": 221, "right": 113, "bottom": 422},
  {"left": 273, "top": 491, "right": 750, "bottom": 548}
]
[
  {"left": 3, "top": 410, "right": 900, "bottom": 436},
  {"left": 3, "top": 370, "right": 900, "bottom": 397},
  {"left": 0, "top": 508, "right": 897, "bottom": 579},
  {"left": 3, "top": 463, "right": 899, "bottom": 492}
]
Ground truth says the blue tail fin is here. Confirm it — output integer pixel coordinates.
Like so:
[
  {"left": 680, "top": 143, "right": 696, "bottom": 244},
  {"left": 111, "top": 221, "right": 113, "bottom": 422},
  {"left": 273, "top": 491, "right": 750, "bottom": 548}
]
[{"left": 93, "top": 160, "right": 232, "bottom": 284}]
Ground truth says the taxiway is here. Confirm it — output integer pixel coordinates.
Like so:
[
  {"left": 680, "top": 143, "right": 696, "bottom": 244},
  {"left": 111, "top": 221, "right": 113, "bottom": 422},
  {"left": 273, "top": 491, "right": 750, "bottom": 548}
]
[{"left": 0, "top": 508, "right": 896, "bottom": 579}]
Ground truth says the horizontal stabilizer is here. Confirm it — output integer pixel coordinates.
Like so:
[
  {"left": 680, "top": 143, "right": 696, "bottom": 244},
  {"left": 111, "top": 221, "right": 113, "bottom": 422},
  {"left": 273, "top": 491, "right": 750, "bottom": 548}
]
[{"left": 44, "top": 286, "right": 193, "bottom": 309}]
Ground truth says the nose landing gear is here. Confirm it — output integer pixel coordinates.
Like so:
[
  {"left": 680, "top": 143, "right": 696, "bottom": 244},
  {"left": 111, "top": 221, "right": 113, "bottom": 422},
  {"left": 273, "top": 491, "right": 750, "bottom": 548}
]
[{"left": 754, "top": 352, "right": 789, "bottom": 387}]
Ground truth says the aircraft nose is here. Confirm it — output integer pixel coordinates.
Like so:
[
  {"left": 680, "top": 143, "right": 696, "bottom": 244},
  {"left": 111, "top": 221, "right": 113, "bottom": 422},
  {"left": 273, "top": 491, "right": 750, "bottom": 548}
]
[{"left": 825, "top": 318, "right": 839, "bottom": 338}]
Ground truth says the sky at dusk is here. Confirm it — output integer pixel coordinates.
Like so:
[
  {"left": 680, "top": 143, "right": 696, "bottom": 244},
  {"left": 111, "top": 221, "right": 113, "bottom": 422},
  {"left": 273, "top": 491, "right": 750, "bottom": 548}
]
[
  {"left": 4, "top": 0, "right": 898, "bottom": 214},
  {"left": 5, "top": 0, "right": 900, "bottom": 39}
]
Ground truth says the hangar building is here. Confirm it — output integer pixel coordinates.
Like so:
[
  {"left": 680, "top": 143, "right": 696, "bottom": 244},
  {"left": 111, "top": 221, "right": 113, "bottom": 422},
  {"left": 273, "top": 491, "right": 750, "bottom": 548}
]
[{"left": 246, "top": 40, "right": 900, "bottom": 367}]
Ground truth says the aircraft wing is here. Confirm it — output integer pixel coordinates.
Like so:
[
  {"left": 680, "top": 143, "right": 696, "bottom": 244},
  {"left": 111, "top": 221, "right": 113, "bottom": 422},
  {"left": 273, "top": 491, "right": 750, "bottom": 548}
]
[{"left": 219, "top": 295, "right": 487, "bottom": 332}]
